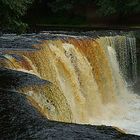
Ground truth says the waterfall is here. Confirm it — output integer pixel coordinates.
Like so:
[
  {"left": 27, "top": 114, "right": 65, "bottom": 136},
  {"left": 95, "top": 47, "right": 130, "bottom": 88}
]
[{"left": 0, "top": 33, "right": 139, "bottom": 135}]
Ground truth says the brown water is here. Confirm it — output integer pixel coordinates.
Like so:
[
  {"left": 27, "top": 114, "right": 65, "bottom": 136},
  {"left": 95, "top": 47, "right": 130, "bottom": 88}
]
[{"left": 0, "top": 35, "right": 140, "bottom": 135}]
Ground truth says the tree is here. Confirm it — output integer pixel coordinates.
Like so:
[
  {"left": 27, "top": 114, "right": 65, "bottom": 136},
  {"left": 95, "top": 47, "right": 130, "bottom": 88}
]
[
  {"left": 46, "top": 0, "right": 140, "bottom": 17},
  {"left": 47, "top": 0, "right": 92, "bottom": 13},
  {"left": 0, "top": 0, "right": 34, "bottom": 33},
  {"left": 96, "top": 0, "right": 140, "bottom": 17}
]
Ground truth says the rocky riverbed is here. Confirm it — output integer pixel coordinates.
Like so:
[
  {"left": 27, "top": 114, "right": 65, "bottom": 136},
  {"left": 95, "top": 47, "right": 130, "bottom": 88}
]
[
  {"left": 0, "top": 32, "right": 140, "bottom": 139},
  {"left": 0, "top": 68, "right": 140, "bottom": 140}
]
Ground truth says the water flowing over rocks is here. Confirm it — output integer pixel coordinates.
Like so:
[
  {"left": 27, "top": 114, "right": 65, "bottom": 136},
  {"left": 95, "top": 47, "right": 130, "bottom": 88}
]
[
  {"left": 1, "top": 88, "right": 140, "bottom": 140},
  {"left": 0, "top": 31, "right": 140, "bottom": 139}
]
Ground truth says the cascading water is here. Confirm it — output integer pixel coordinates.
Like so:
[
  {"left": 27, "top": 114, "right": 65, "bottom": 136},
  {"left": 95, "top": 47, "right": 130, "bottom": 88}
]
[{"left": 0, "top": 32, "right": 140, "bottom": 135}]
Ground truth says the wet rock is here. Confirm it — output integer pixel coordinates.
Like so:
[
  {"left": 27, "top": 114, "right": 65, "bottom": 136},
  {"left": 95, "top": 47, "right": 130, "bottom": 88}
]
[
  {"left": 0, "top": 34, "right": 39, "bottom": 50},
  {"left": 0, "top": 31, "right": 134, "bottom": 51},
  {"left": 0, "top": 32, "right": 140, "bottom": 139},
  {"left": 0, "top": 89, "right": 140, "bottom": 140},
  {"left": 0, "top": 68, "right": 51, "bottom": 90}
]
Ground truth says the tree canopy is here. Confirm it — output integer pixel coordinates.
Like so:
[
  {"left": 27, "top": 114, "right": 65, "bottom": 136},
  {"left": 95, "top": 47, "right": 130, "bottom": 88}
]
[
  {"left": 96, "top": 0, "right": 140, "bottom": 17},
  {"left": 47, "top": 0, "right": 140, "bottom": 16},
  {"left": 0, "top": 0, "right": 34, "bottom": 33},
  {"left": 0, "top": 0, "right": 140, "bottom": 33}
]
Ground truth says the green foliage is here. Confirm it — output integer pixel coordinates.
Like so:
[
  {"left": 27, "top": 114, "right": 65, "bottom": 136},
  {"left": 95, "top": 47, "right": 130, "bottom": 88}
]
[
  {"left": 96, "top": 0, "right": 140, "bottom": 17},
  {"left": 47, "top": 0, "right": 140, "bottom": 17},
  {"left": 0, "top": 0, "right": 34, "bottom": 33},
  {"left": 47, "top": 0, "right": 74, "bottom": 13},
  {"left": 47, "top": 0, "right": 92, "bottom": 13}
]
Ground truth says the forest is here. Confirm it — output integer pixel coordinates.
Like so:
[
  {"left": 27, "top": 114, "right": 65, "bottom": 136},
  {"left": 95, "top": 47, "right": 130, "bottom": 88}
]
[{"left": 0, "top": 0, "right": 140, "bottom": 33}]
